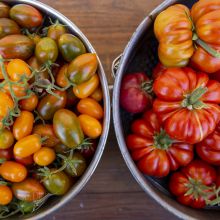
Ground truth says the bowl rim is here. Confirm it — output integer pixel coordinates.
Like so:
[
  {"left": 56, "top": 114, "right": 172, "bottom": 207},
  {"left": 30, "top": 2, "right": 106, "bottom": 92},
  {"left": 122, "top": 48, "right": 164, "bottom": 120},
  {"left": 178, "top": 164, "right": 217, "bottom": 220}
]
[{"left": 2, "top": 0, "right": 111, "bottom": 219}]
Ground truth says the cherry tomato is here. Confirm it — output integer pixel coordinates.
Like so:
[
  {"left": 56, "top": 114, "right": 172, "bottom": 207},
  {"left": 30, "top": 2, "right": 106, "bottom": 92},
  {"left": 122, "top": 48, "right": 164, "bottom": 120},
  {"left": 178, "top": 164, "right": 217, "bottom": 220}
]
[
  {"left": 12, "top": 178, "right": 45, "bottom": 202},
  {"left": 0, "top": 185, "right": 12, "bottom": 205},
  {"left": 0, "top": 129, "right": 14, "bottom": 149},
  {"left": 56, "top": 64, "right": 69, "bottom": 88},
  {"left": 73, "top": 74, "right": 99, "bottom": 99},
  {"left": 3, "top": 81, "right": 28, "bottom": 97},
  {"left": 20, "top": 93, "right": 38, "bottom": 111},
  {"left": 0, "top": 62, "right": 7, "bottom": 80},
  {"left": 90, "top": 86, "right": 103, "bottom": 102},
  {"left": 0, "top": 2, "right": 9, "bottom": 18},
  {"left": 78, "top": 114, "right": 102, "bottom": 139},
  {"left": 0, "top": 18, "right": 20, "bottom": 39},
  {"left": 47, "top": 23, "right": 67, "bottom": 42},
  {"left": 66, "top": 88, "right": 78, "bottom": 107},
  {"left": 0, "top": 148, "right": 13, "bottom": 161},
  {"left": 33, "top": 124, "right": 60, "bottom": 148},
  {"left": 13, "top": 111, "right": 34, "bottom": 140},
  {"left": 54, "top": 143, "right": 69, "bottom": 154},
  {"left": 15, "top": 155, "right": 34, "bottom": 166},
  {"left": 42, "top": 170, "right": 71, "bottom": 195},
  {"left": 0, "top": 161, "right": 27, "bottom": 183},
  {"left": 14, "top": 134, "right": 42, "bottom": 158},
  {"left": 34, "top": 147, "right": 56, "bottom": 166},
  {"left": 0, "top": 91, "right": 14, "bottom": 117},
  {"left": 37, "top": 90, "right": 67, "bottom": 120},
  {"left": 78, "top": 139, "right": 97, "bottom": 159},
  {"left": 77, "top": 98, "right": 103, "bottom": 120}
]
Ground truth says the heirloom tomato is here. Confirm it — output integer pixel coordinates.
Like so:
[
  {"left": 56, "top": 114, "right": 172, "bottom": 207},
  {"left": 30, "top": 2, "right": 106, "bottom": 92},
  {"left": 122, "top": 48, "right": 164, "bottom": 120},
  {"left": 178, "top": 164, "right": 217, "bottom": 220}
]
[
  {"left": 0, "top": 129, "right": 14, "bottom": 149},
  {"left": 0, "top": 185, "right": 12, "bottom": 205},
  {"left": 120, "top": 72, "right": 152, "bottom": 114},
  {"left": 153, "top": 67, "right": 220, "bottom": 144},
  {"left": 20, "top": 93, "right": 38, "bottom": 111},
  {"left": 0, "top": 18, "right": 20, "bottom": 39},
  {"left": 56, "top": 64, "right": 69, "bottom": 88},
  {"left": 47, "top": 23, "right": 67, "bottom": 42},
  {"left": 152, "top": 63, "right": 166, "bottom": 80},
  {"left": 126, "top": 110, "right": 194, "bottom": 177},
  {"left": 0, "top": 2, "right": 9, "bottom": 18}
]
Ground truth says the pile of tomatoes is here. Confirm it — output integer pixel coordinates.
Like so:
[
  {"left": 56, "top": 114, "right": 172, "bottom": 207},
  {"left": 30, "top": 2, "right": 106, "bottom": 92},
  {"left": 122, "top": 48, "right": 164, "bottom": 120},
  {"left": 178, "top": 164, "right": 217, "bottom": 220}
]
[
  {"left": 0, "top": 2, "right": 104, "bottom": 218},
  {"left": 121, "top": 0, "right": 220, "bottom": 209}
]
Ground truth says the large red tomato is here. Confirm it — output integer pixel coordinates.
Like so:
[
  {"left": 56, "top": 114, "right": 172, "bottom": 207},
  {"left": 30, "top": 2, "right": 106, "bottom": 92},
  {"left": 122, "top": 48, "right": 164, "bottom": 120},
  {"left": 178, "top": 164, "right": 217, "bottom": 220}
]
[{"left": 153, "top": 67, "right": 220, "bottom": 144}]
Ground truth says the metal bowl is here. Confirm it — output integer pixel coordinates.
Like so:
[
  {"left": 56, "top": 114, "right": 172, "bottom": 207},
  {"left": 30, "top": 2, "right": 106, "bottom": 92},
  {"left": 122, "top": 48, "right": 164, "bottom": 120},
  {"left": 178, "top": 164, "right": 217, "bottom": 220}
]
[
  {"left": 112, "top": 0, "right": 220, "bottom": 219},
  {"left": 2, "top": 0, "right": 110, "bottom": 219}
]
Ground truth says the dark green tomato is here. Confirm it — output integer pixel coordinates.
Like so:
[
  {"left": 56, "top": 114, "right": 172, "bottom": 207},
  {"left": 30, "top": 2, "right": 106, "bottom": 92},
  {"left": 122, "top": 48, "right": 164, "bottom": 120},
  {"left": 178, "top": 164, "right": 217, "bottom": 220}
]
[
  {"left": 10, "top": 4, "right": 43, "bottom": 28},
  {"left": 53, "top": 109, "right": 84, "bottom": 149},
  {"left": 64, "top": 152, "right": 87, "bottom": 177},
  {"left": 19, "top": 201, "right": 35, "bottom": 214},
  {"left": 47, "top": 23, "right": 67, "bottom": 42},
  {"left": 54, "top": 143, "right": 69, "bottom": 154},
  {"left": 35, "top": 37, "right": 58, "bottom": 63},
  {"left": 0, "top": 18, "right": 20, "bottom": 39},
  {"left": 0, "top": 34, "right": 35, "bottom": 60},
  {"left": 37, "top": 90, "right": 67, "bottom": 120},
  {"left": 58, "top": 34, "right": 86, "bottom": 62},
  {"left": 43, "top": 170, "right": 72, "bottom": 195},
  {"left": 67, "top": 53, "right": 98, "bottom": 85},
  {"left": 0, "top": 3, "right": 10, "bottom": 18}
]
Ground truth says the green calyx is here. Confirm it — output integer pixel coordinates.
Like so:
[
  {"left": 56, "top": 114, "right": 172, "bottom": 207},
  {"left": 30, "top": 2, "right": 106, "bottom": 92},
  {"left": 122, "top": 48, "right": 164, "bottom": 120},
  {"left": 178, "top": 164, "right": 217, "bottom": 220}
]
[
  {"left": 141, "top": 80, "right": 153, "bottom": 95},
  {"left": 153, "top": 129, "right": 173, "bottom": 150}
]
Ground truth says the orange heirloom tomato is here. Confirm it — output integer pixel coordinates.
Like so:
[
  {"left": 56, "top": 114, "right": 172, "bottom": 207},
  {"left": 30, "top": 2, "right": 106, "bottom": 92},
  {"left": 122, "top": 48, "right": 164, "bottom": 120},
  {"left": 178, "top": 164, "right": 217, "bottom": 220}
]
[
  {"left": 90, "top": 86, "right": 103, "bottom": 102},
  {"left": 20, "top": 93, "right": 38, "bottom": 111},
  {"left": 0, "top": 129, "right": 14, "bottom": 149},
  {"left": 77, "top": 98, "right": 103, "bottom": 120},
  {"left": 73, "top": 74, "right": 99, "bottom": 99},
  {"left": 0, "top": 185, "right": 12, "bottom": 205},
  {"left": 7, "top": 59, "right": 31, "bottom": 81},
  {"left": 78, "top": 114, "right": 102, "bottom": 139},
  {"left": 13, "top": 111, "right": 34, "bottom": 140},
  {"left": 14, "top": 134, "right": 42, "bottom": 158},
  {"left": 56, "top": 64, "right": 69, "bottom": 88},
  {"left": 0, "top": 91, "right": 14, "bottom": 117},
  {"left": 33, "top": 147, "right": 56, "bottom": 166},
  {"left": 0, "top": 161, "right": 27, "bottom": 182}
]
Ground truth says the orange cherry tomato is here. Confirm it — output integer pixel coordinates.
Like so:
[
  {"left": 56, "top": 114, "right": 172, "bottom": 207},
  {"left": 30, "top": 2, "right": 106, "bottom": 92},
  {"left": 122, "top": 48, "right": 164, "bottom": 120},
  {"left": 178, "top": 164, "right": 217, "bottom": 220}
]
[
  {"left": 0, "top": 62, "right": 8, "bottom": 80},
  {"left": 0, "top": 91, "right": 14, "bottom": 117},
  {"left": 20, "top": 93, "right": 38, "bottom": 111},
  {"left": 3, "top": 81, "right": 28, "bottom": 98},
  {"left": 14, "top": 134, "right": 42, "bottom": 158},
  {"left": 56, "top": 64, "right": 69, "bottom": 88},
  {"left": 0, "top": 161, "right": 27, "bottom": 182},
  {"left": 33, "top": 147, "right": 56, "bottom": 166},
  {"left": 0, "top": 129, "right": 14, "bottom": 149},
  {"left": 15, "top": 155, "right": 34, "bottom": 166},
  {"left": 73, "top": 74, "right": 99, "bottom": 99},
  {"left": 7, "top": 59, "right": 31, "bottom": 81},
  {"left": 0, "top": 185, "right": 13, "bottom": 205},
  {"left": 78, "top": 114, "right": 102, "bottom": 139},
  {"left": 13, "top": 111, "right": 34, "bottom": 140},
  {"left": 90, "top": 86, "right": 103, "bottom": 102},
  {"left": 77, "top": 98, "right": 103, "bottom": 120}
]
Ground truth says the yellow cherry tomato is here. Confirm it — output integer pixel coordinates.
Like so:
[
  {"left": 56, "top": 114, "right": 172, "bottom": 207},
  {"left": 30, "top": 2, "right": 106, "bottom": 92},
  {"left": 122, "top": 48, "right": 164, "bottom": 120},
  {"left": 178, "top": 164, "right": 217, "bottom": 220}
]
[
  {"left": 20, "top": 93, "right": 38, "bottom": 111},
  {"left": 0, "top": 129, "right": 14, "bottom": 149},
  {"left": 7, "top": 59, "right": 31, "bottom": 81},
  {"left": 33, "top": 147, "right": 56, "bottom": 166},
  {"left": 78, "top": 114, "right": 102, "bottom": 139},
  {"left": 0, "top": 185, "right": 13, "bottom": 205},
  {"left": 90, "top": 86, "right": 103, "bottom": 102},
  {"left": 0, "top": 91, "right": 14, "bottom": 117},
  {"left": 56, "top": 64, "right": 69, "bottom": 88},
  {"left": 77, "top": 98, "right": 103, "bottom": 120},
  {"left": 73, "top": 74, "right": 99, "bottom": 99}
]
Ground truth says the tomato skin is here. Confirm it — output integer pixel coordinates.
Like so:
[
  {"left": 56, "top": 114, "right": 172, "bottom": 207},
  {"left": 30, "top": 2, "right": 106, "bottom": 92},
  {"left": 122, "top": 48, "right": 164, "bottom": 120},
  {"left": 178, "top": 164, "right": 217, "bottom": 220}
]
[
  {"left": 153, "top": 67, "right": 220, "bottom": 144},
  {"left": 0, "top": 161, "right": 27, "bottom": 183},
  {"left": 13, "top": 111, "right": 34, "bottom": 140},
  {"left": 169, "top": 160, "right": 217, "bottom": 209},
  {"left": 73, "top": 74, "right": 99, "bottom": 99},
  {"left": 53, "top": 109, "right": 84, "bottom": 149},
  {"left": 58, "top": 34, "right": 86, "bottom": 62},
  {"left": 34, "top": 147, "right": 56, "bottom": 166},
  {"left": 0, "top": 35, "right": 35, "bottom": 60},
  {"left": 20, "top": 93, "right": 38, "bottom": 111},
  {"left": 33, "top": 124, "right": 60, "bottom": 148},
  {"left": 0, "top": 91, "right": 14, "bottom": 117},
  {"left": 12, "top": 178, "right": 45, "bottom": 202},
  {"left": 14, "top": 134, "right": 42, "bottom": 158},
  {"left": 0, "top": 185, "right": 12, "bottom": 205},
  {"left": 0, "top": 3, "right": 10, "bottom": 18},
  {"left": 3, "top": 80, "right": 28, "bottom": 97},
  {"left": 37, "top": 90, "right": 67, "bottom": 120},
  {"left": 15, "top": 155, "right": 34, "bottom": 166},
  {"left": 77, "top": 98, "right": 103, "bottom": 120},
  {"left": 47, "top": 24, "right": 67, "bottom": 42},
  {"left": 0, "top": 18, "right": 20, "bottom": 39},
  {"left": 78, "top": 114, "right": 102, "bottom": 139},
  {"left": 90, "top": 86, "right": 103, "bottom": 102},
  {"left": 0, "top": 129, "right": 14, "bottom": 149},
  {"left": 68, "top": 53, "right": 98, "bottom": 85},
  {"left": 56, "top": 64, "right": 69, "bottom": 88},
  {"left": 120, "top": 73, "right": 153, "bottom": 114},
  {"left": 0, "top": 148, "right": 13, "bottom": 161},
  {"left": 10, "top": 4, "right": 43, "bottom": 28}
]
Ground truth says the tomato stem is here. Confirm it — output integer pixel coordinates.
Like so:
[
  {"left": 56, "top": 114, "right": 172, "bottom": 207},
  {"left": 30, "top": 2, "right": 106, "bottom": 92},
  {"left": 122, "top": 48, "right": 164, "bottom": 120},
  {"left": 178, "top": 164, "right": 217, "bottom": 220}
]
[{"left": 153, "top": 129, "right": 173, "bottom": 150}]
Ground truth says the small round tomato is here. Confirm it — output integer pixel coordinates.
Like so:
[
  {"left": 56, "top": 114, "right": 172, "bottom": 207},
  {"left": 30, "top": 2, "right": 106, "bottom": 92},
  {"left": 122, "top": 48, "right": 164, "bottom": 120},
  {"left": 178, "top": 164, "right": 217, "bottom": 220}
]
[
  {"left": 0, "top": 148, "right": 13, "bottom": 160},
  {"left": 56, "top": 64, "right": 69, "bottom": 88},
  {"left": 12, "top": 178, "right": 45, "bottom": 202},
  {"left": 0, "top": 161, "right": 27, "bottom": 183},
  {"left": 90, "top": 86, "right": 103, "bottom": 102},
  {"left": 77, "top": 98, "right": 103, "bottom": 120},
  {"left": 14, "top": 134, "right": 42, "bottom": 158},
  {"left": 0, "top": 129, "right": 14, "bottom": 149},
  {"left": 0, "top": 185, "right": 12, "bottom": 205},
  {"left": 73, "top": 74, "right": 99, "bottom": 99},
  {"left": 20, "top": 93, "right": 38, "bottom": 111},
  {"left": 0, "top": 18, "right": 21, "bottom": 39},
  {"left": 33, "top": 124, "right": 60, "bottom": 148},
  {"left": 15, "top": 155, "right": 34, "bottom": 166},
  {"left": 7, "top": 59, "right": 31, "bottom": 81},
  {"left": 78, "top": 139, "right": 97, "bottom": 159},
  {"left": 0, "top": 2, "right": 9, "bottom": 18},
  {"left": 34, "top": 147, "right": 56, "bottom": 166},
  {"left": 47, "top": 23, "right": 67, "bottom": 42},
  {"left": 0, "top": 91, "right": 14, "bottom": 117},
  {"left": 43, "top": 170, "right": 71, "bottom": 195},
  {"left": 3, "top": 81, "right": 28, "bottom": 98},
  {"left": 13, "top": 111, "right": 34, "bottom": 140},
  {"left": 78, "top": 114, "right": 102, "bottom": 139}
]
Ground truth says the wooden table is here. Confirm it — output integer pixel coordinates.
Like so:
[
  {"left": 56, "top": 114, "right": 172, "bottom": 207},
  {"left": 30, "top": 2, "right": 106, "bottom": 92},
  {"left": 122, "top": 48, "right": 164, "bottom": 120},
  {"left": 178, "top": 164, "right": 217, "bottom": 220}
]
[{"left": 42, "top": 0, "right": 178, "bottom": 219}]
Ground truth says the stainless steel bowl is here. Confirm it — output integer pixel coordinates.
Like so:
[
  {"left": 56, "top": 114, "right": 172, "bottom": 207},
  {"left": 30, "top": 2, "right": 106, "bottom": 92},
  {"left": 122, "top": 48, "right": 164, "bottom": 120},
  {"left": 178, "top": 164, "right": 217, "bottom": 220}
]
[
  {"left": 112, "top": 0, "right": 220, "bottom": 219},
  {"left": 2, "top": 0, "right": 111, "bottom": 219}
]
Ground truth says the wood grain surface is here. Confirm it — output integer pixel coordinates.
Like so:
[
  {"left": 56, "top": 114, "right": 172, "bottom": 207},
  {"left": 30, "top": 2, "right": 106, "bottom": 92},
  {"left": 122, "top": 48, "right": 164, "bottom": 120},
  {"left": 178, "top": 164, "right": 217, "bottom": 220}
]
[{"left": 41, "top": 0, "right": 178, "bottom": 219}]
